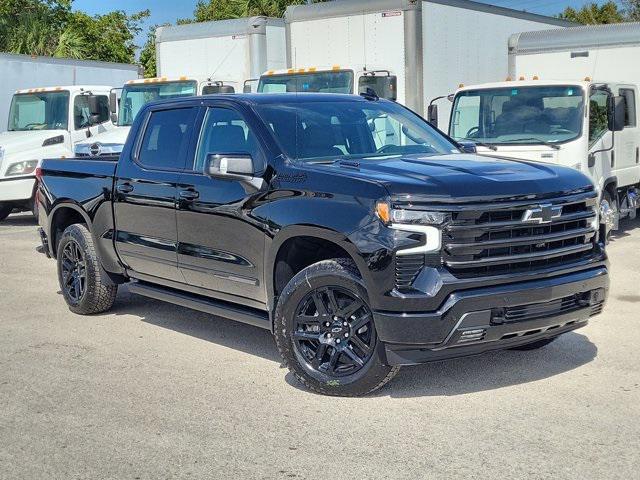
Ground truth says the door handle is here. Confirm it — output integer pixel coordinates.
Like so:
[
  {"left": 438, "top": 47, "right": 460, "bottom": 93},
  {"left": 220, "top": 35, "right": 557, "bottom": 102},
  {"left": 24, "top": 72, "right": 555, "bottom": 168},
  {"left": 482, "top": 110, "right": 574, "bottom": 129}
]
[
  {"left": 179, "top": 189, "right": 200, "bottom": 200},
  {"left": 116, "top": 183, "right": 134, "bottom": 194}
]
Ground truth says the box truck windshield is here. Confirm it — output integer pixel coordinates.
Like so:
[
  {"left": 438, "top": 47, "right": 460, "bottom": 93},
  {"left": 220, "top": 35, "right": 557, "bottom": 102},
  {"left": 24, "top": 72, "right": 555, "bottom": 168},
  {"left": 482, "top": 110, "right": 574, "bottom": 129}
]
[
  {"left": 118, "top": 80, "right": 197, "bottom": 126},
  {"left": 8, "top": 91, "right": 70, "bottom": 131},
  {"left": 450, "top": 85, "right": 585, "bottom": 145},
  {"left": 258, "top": 71, "right": 354, "bottom": 94}
]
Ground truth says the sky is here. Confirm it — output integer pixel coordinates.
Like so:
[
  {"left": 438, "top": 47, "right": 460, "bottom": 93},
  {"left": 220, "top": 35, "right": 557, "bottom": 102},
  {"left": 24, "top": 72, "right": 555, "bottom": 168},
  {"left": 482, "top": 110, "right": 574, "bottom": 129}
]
[{"left": 72, "top": 0, "right": 625, "bottom": 49}]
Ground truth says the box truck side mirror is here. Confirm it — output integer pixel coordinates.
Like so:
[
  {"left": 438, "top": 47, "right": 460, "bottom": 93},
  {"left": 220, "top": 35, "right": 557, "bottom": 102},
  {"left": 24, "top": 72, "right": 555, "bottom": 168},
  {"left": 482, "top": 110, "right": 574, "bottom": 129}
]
[
  {"left": 608, "top": 95, "right": 625, "bottom": 132},
  {"left": 109, "top": 90, "right": 118, "bottom": 123},
  {"left": 427, "top": 104, "right": 438, "bottom": 128}
]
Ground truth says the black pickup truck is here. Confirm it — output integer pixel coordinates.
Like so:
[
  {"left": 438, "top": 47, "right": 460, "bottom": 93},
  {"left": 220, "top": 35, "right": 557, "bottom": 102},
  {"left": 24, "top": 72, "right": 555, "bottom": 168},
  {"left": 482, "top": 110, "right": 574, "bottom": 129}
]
[{"left": 37, "top": 93, "right": 609, "bottom": 396}]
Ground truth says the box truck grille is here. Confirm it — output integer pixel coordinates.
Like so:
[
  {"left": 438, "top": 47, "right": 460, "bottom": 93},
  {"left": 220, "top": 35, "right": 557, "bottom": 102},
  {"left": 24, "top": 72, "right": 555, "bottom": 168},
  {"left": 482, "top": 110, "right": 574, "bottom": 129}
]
[{"left": 441, "top": 196, "right": 598, "bottom": 278}]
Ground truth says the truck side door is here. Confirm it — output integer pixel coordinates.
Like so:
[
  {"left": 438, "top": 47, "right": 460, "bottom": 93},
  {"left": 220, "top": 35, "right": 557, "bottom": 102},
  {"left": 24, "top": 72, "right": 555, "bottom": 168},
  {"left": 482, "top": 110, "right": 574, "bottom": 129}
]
[
  {"left": 175, "top": 105, "right": 267, "bottom": 309},
  {"left": 614, "top": 86, "right": 640, "bottom": 187},
  {"left": 70, "top": 93, "right": 111, "bottom": 144},
  {"left": 113, "top": 105, "right": 199, "bottom": 282}
]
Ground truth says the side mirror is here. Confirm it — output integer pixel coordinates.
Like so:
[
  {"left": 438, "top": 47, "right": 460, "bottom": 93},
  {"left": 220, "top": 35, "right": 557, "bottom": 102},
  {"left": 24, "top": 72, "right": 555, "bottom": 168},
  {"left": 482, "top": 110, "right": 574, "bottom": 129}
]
[
  {"left": 243, "top": 84, "right": 252, "bottom": 93},
  {"left": 608, "top": 95, "right": 625, "bottom": 132},
  {"left": 88, "top": 95, "right": 101, "bottom": 116},
  {"left": 109, "top": 90, "right": 118, "bottom": 123},
  {"left": 457, "top": 140, "right": 477, "bottom": 154},
  {"left": 206, "top": 153, "right": 254, "bottom": 179},
  {"left": 427, "top": 104, "right": 438, "bottom": 128},
  {"left": 380, "top": 76, "right": 397, "bottom": 101}
]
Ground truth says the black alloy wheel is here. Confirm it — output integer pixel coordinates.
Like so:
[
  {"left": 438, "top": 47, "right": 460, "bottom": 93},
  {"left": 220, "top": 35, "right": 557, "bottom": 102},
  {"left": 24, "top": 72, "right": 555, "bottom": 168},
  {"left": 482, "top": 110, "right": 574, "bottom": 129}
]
[
  {"left": 61, "top": 239, "right": 87, "bottom": 303},
  {"left": 293, "top": 286, "right": 376, "bottom": 377}
]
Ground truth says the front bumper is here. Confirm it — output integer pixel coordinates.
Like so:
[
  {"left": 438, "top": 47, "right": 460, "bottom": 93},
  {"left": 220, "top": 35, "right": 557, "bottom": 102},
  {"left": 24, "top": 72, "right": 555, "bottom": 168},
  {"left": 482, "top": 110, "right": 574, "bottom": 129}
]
[
  {"left": 374, "top": 267, "right": 608, "bottom": 366},
  {"left": 0, "top": 176, "right": 36, "bottom": 202}
]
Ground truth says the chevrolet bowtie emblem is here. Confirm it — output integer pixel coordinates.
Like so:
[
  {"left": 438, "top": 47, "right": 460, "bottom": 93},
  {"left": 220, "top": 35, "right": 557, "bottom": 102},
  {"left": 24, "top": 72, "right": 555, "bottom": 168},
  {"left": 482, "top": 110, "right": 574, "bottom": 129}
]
[{"left": 522, "top": 204, "right": 562, "bottom": 224}]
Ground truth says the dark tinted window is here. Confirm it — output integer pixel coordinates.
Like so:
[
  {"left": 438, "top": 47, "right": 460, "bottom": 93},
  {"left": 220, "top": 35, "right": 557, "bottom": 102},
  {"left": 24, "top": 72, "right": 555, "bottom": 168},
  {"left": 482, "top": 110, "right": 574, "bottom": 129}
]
[
  {"left": 138, "top": 107, "right": 198, "bottom": 170},
  {"left": 194, "top": 108, "right": 261, "bottom": 171},
  {"left": 74, "top": 94, "right": 109, "bottom": 129},
  {"left": 619, "top": 88, "right": 636, "bottom": 127}
]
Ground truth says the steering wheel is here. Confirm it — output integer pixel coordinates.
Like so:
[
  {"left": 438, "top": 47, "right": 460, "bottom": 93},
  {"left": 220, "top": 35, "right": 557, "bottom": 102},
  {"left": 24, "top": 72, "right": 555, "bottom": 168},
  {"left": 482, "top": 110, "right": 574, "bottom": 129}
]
[
  {"left": 23, "top": 122, "right": 46, "bottom": 129},
  {"left": 466, "top": 126, "right": 480, "bottom": 138}
]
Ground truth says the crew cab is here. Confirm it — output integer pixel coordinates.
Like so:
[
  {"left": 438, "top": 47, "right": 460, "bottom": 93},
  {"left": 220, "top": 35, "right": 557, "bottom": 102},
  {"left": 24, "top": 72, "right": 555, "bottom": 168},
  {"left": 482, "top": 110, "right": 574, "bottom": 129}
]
[
  {"left": 37, "top": 94, "right": 609, "bottom": 396},
  {"left": 0, "top": 85, "right": 115, "bottom": 221}
]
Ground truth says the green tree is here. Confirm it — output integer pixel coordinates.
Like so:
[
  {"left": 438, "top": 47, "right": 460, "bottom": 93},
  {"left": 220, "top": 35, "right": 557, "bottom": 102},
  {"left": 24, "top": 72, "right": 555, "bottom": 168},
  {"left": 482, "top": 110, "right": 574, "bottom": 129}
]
[
  {"left": 559, "top": 1, "right": 625, "bottom": 24},
  {"left": 0, "top": 0, "right": 148, "bottom": 63},
  {"left": 624, "top": 0, "right": 640, "bottom": 21},
  {"left": 192, "top": 0, "right": 326, "bottom": 22}
]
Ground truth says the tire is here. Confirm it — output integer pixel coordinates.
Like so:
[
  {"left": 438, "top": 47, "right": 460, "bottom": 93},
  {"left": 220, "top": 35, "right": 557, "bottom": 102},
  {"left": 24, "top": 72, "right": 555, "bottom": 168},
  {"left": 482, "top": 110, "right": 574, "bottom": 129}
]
[
  {"left": 274, "top": 259, "right": 399, "bottom": 396},
  {"left": 56, "top": 223, "right": 117, "bottom": 315},
  {"left": 0, "top": 203, "right": 13, "bottom": 222},
  {"left": 509, "top": 337, "right": 557, "bottom": 351}
]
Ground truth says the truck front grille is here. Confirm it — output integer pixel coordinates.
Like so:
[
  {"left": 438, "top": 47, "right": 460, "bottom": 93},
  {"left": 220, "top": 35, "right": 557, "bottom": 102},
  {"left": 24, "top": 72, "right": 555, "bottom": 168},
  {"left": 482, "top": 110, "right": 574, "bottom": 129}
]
[{"left": 441, "top": 195, "right": 598, "bottom": 278}]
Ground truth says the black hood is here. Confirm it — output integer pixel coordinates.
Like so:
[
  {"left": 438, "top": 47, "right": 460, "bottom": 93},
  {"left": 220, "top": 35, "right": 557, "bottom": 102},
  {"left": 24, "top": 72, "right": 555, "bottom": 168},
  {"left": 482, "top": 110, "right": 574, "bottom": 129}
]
[{"left": 310, "top": 153, "right": 594, "bottom": 203}]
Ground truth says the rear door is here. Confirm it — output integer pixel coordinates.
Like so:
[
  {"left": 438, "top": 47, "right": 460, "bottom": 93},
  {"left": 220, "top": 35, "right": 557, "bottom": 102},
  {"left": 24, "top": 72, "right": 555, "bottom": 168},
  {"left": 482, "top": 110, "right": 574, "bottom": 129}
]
[
  {"left": 175, "top": 104, "right": 268, "bottom": 308},
  {"left": 114, "top": 105, "right": 199, "bottom": 282}
]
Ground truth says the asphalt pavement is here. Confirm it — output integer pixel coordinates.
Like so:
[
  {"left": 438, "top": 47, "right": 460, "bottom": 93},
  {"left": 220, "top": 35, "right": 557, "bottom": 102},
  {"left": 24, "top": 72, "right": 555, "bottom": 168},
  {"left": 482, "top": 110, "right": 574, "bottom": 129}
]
[{"left": 0, "top": 212, "right": 638, "bottom": 479}]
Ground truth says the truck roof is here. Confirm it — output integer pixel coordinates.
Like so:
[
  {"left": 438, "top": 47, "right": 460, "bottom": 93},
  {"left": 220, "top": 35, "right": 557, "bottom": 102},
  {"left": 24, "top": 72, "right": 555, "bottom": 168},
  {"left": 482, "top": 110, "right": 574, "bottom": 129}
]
[
  {"left": 455, "top": 79, "right": 627, "bottom": 92},
  {"left": 262, "top": 66, "right": 388, "bottom": 76},
  {"left": 14, "top": 85, "right": 114, "bottom": 94},
  {"left": 144, "top": 92, "right": 381, "bottom": 108},
  {"left": 156, "top": 16, "right": 284, "bottom": 43},
  {"left": 510, "top": 21, "right": 640, "bottom": 55}
]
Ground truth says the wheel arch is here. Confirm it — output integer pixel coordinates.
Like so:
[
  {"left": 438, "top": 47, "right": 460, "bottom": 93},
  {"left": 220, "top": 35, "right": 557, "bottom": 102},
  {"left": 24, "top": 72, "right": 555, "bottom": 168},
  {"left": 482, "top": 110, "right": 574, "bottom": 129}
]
[
  {"left": 266, "top": 225, "right": 371, "bottom": 323},
  {"left": 49, "top": 202, "right": 92, "bottom": 257}
]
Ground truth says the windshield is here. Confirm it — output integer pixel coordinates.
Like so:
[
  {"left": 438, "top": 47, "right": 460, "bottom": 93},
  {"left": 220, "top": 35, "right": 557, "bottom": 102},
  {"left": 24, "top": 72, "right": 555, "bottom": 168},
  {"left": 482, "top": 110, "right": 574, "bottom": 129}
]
[
  {"left": 450, "top": 85, "right": 585, "bottom": 146},
  {"left": 8, "top": 91, "right": 69, "bottom": 131},
  {"left": 118, "top": 80, "right": 197, "bottom": 126},
  {"left": 257, "top": 70, "right": 354, "bottom": 94},
  {"left": 254, "top": 99, "right": 458, "bottom": 161}
]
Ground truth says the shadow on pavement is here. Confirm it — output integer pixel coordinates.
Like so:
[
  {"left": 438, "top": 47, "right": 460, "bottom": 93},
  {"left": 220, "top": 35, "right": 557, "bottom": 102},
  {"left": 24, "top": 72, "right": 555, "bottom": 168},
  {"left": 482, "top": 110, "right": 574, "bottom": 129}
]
[
  {"left": 1, "top": 213, "right": 37, "bottom": 227},
  {"left": 610, "top": 215, "right": 640, "bottom": 242},
  {"left": 106, "top": 287, "right": 597, "bottom": 398}
]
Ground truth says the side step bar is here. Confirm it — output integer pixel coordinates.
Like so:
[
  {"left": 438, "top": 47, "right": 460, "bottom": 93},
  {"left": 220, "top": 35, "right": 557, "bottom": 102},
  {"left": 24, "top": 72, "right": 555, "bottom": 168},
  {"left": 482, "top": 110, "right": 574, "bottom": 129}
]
[{"left": 128, "top": 281, "right": 271, "bottom": 330}]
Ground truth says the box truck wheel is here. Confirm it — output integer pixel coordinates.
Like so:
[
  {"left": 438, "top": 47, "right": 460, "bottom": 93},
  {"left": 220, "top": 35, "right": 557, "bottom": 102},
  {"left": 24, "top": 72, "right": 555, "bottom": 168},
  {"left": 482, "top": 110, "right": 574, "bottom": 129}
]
[
  {"left": 0, "top": 203, "right": 13, "bottom": 222},
  {"left": 600, "top": 190, "right": 618, "bottom": 241}
]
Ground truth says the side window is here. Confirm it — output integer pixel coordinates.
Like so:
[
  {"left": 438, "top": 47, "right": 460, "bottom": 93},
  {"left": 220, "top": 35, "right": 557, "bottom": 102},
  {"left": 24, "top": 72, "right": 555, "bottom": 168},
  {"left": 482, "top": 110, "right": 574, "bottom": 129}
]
[
  {"left": 194, "top": 108, "right": 262, "bottom": 172},
  {"left": 137, "top": 107, "right": 198, "bottom": 170},
  {"left": 589, "top": 90, "right": 609, "bottom": 146},
  {"left": 74, "top": 95, "right": 109, "bottom": 129},
  {"left": 619, "top": 88, "right": 636, "bottom": 127}
]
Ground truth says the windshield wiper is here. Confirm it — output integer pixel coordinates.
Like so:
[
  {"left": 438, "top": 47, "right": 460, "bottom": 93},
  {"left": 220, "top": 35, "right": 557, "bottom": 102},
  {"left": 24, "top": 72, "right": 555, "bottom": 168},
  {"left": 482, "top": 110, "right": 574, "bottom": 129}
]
[
  {"left": 510, "top": 137, "right": 561, "bottom": 150},
  {"left": 458, "top": 137, "right": 498, "bottom": 151}
]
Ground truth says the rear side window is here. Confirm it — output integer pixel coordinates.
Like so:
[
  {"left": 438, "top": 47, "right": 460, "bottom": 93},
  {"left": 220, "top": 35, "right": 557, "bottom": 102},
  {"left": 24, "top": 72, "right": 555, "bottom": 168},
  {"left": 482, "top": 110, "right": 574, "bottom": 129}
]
[
  {"left": 137, "top": 107, "right": 198, "bottom": 170},
  {"left": 619, "top": 88, "right": 636, "bottom": 127},
  {"left": 74, "top": 94, "right": 109, "bottom": 129}
]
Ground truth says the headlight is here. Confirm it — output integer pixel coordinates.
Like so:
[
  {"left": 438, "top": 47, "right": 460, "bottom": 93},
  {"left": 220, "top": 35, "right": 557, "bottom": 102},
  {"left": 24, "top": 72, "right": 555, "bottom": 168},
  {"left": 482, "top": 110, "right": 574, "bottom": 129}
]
[
  {"left": 376, "top": 202, "right": 448, "bottom": 254},
  {"left": 6, "top": 160, "right": 38, "bottom": 176}
]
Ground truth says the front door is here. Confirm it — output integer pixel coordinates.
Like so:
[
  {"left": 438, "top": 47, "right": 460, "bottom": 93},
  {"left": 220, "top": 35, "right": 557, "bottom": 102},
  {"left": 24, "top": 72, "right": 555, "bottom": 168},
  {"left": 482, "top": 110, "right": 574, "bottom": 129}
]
[
  {"left": 114, "top": 106, "right": 199, "bottom": 282},
  {"left": 176, "top": 105, "right": 267, "bottom": 308}
]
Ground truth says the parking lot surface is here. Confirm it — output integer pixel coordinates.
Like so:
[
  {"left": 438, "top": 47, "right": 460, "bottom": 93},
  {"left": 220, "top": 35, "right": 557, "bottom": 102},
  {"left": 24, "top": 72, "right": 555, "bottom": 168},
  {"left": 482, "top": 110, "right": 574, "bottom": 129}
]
[{"left": 0, "top": 213, "right": 639, "bottom": 479}]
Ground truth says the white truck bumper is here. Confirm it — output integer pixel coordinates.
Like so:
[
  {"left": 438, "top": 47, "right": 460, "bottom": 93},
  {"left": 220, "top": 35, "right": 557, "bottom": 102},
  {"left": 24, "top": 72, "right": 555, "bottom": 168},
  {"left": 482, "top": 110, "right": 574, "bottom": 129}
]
[{"left": 0, "top": 176, "right": 36, "bottom": 203}]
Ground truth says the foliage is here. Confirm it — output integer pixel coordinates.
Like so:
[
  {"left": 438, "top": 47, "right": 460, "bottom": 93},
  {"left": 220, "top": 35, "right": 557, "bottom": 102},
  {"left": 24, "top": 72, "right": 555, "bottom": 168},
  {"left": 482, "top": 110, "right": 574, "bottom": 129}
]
[
  {"left": 192, "top": 0, "right": 327, "bottom": 22},
  {"left": 559, "top": 1, "right": 625, "bottom": 24},
  {"left": 0, "top": 0, "right": 148, "bottom": 63}
]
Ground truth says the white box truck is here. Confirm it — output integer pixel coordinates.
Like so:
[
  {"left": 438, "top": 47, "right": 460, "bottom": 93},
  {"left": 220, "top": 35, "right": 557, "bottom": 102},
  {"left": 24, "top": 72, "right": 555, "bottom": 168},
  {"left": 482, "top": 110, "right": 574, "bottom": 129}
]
[
  {"left": 445, "top": 22, "right": 640, "bottom": 236},
  {"left": 256, "top": 0, "right": 571, "bottom": 123},
  {"left": 73, "top": 16, "right": 288, "bottom": 159},
  {"left": 0, "top": 53, "right": 140, "bottom": 132},
  {"left": 0, "top": 85, "right": 122, "bottom": 221},
  {"left": 155, "top": 16, "right": 286, "bottom": 93}
]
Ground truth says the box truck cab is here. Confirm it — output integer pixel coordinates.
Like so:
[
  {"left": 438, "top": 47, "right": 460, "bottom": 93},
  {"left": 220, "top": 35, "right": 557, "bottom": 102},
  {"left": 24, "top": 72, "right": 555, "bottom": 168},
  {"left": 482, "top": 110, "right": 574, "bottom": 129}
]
[
  {"left": 74, "top": 76, "right": 235, "bottom": 158},
  {"left": 0, "top": 85, "right": 115, "bottom": 221},
  {"left": 446, "top": 79, "right": 639, "bottom": 236},
  {"left": 256, "top": 66, "right": 397, "bottom": 99}
]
